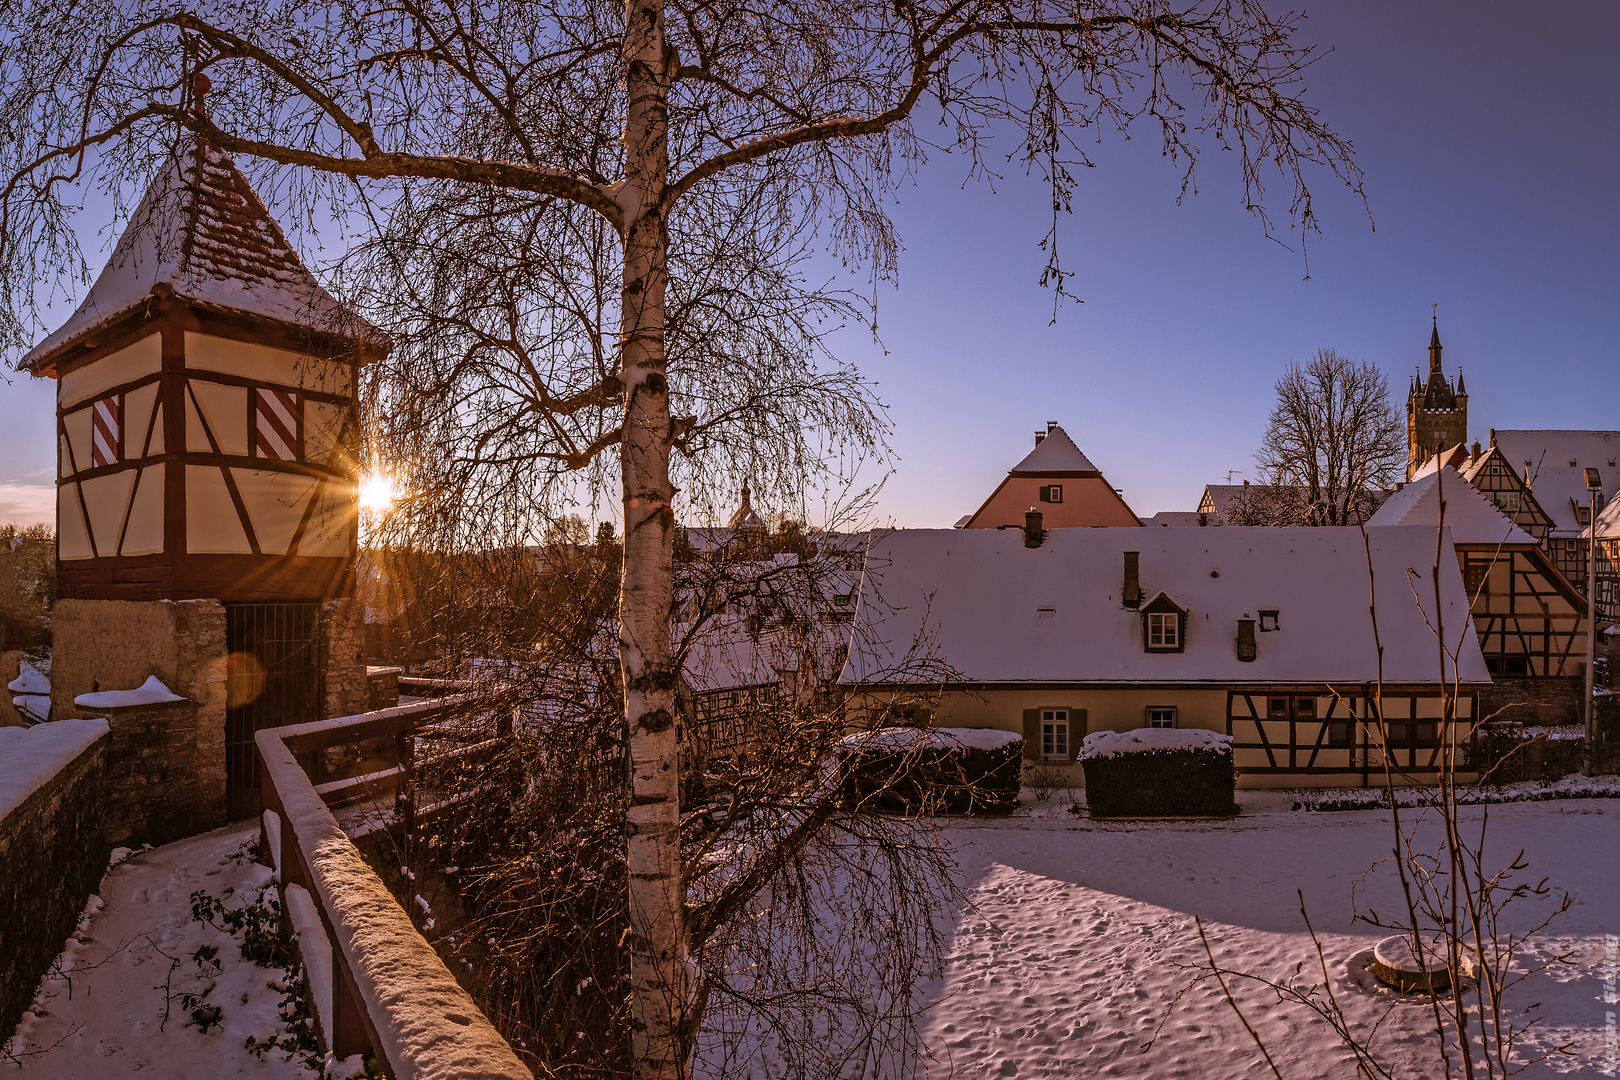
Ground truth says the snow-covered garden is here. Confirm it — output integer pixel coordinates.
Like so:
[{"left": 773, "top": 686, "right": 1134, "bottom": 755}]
[{"left": 9, "top": 789, "right": 1616, "bottom": 1079}]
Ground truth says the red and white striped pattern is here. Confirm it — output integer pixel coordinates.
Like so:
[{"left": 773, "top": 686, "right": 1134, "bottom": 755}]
[
  {"left": 255, "top": 388, "right": 299, "bottom": 460},
  {"left": 91, "top": 395, "right": 119, "bottom": 467}
]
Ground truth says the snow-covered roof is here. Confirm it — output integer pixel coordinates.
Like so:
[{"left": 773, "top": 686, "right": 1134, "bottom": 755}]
[
  {"left": 842, "top": 526, "right": 1490, "bottom": 687},
  {"left": 1009, "top": 425, "right": 1098, "bottom": 475},
  {"left": 1591, "top": 493, "right": 1620, "bottom": 541},
  {"left": 1146, "top": 511, "right": 1208, "bottom": 527},
  {"left": 23, "top": 135, "right": 385, "bottom": 372},
  {"left": 1494, "top": 431, "right": 1619, "bottom": 535},
  {"left": 1366, "top": 466, "right": 1537, "bottom": 546}
]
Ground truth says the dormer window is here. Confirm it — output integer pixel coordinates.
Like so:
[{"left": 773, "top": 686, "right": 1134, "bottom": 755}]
[
  {"left": 1258, "top": 609, "right": 1279, "bottom": 632},
  {"left": 1140, "top": 593, "right": 1186, "bottom": 653},
  {"left": 1039, "top": 484, "right": 1063, "bottom": 504}
]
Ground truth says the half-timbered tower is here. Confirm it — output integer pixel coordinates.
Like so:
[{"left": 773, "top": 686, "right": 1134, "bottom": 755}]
[
  {"left": 1406, "top": 321, "right": 1468, "bottom": 479},
  {"left": 22, "top": 130, "right": 386, "bottom": 828},
  {"left": 958, "top": 422, "right": 1141, "bottom": 529}
]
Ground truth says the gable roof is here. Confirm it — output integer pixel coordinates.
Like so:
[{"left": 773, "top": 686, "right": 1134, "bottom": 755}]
[
  {"left": 1009, "top": 425, "right": 1098, "bottom": 476},
  {"left": 842, "top": 526, "right": 1489, "bottom": 687},
  {"left": 23, "top": 135, "right": 384, "bottom": 372},
  {"left": 1366, "top": 466, "right": 1537, "bottom": 546},
  {"left": 1493, "top": 431, "right": 1620, "bottom": 535}
]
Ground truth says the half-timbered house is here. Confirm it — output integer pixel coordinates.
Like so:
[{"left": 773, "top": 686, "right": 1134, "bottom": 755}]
[
  {"left": 1368, "top": 465, "right": 1589, "bottom": 723},
  {"left": 21, "top": 129, "right": 386, "bottom": 829},
  {"left": 840, "top": 523, "right": 1489, "bottom": 789}
]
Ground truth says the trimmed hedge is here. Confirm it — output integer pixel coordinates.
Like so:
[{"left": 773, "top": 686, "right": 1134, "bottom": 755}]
[
  {"left": 1081, "top": 744, "right": 1237, "bottom": 818},
  {"left": 839, "top": 731, "right": 1022, "bottom": 815}
]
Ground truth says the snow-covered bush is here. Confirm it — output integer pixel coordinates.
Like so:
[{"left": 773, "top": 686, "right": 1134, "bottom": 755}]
[
  {"left": 1079, "top": 728, "right": 1236, "bottom": 818},
  {"left": 837, "top": 727, "right": 1022, "bottom": 814}
]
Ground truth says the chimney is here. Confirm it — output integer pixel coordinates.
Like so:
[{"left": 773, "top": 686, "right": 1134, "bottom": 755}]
[
  {"left": 1034, "top": 430, "right": 1046, "bottom": 446},
  {"left": 1123, "top": 551, "right": 1141, "bottom": 608},
  {"left": 1047, "top": 420, "right": 1058, "bottom": 432},
  {"left": 1236, "top": 618, "right": 1257, "bottom": 662},
  {"left": 1470, "top": 440, "right": 1481, "bottom": 463},
  {"left": 1489, "top": 428, "right": 1497, "bottom": 446},
  {"left": 1024, "top": 508, "right": 1044, "bottom": 548},
  {"left": 1524, "top": 461, "right": 1533, "bottom": 489}
]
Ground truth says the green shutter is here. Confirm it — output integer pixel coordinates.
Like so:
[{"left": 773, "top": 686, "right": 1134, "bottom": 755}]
[{"left": 1022, "top": 709, "right": 1040, "bottom": 760}]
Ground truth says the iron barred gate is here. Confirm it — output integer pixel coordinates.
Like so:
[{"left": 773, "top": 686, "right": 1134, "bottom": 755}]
[{"left": 225, "top": 602, "right": 323, "bottom": 819}]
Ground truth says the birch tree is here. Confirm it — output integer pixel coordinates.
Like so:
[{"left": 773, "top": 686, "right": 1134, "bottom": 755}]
[{"left": 0, "top": 4, "right": 1362, "bottom": 1075}]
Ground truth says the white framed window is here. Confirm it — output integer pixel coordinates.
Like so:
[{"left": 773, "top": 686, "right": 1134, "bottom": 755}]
[
  {"left": 1040, "top": 484, "right": 1064, "bottom": 504},
  {"left": 1146, "top": 707, "right": 1176, "bottom": 729},
  {"left": 1041, "top": 708, "right": 1069, "bottom": 758},
  {"left": 1147, "top": 612, "right": 1178, "bottom": 648}
]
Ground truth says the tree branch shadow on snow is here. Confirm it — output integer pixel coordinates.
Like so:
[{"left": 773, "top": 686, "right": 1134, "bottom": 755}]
[{"left": 1160, "top": 469, "right": 1579, "bottom": 1078}]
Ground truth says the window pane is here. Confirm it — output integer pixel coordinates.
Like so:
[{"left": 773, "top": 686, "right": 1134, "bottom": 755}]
[{"left": 1295, "top": 697, "right": 1315, "bottom": 718}]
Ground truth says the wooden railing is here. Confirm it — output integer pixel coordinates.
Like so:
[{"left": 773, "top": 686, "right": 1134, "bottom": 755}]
[{"left": 256, "top": 697, "right": 533, "bottom": 1080}]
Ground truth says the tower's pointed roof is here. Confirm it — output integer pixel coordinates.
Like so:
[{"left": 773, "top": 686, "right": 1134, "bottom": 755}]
[
  {"left": 728, "top": 482, "right": 766, "bottom": 530},
  {"left": 1009, "top": 424, "right": 1098, "bottom": 476},
  {"left": 23, "top": 133, "right": 384, "bottom": 373}
]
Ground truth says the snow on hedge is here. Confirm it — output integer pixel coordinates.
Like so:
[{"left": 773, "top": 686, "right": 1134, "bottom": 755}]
[
  {"left": 0, "top": 717, "right": 108, "bottom": 821},
  {"left": 74, "top": 675, "right": 186, "bottom": 709},
  {"left": 837, "top": 727, "right": 1022, "bottom": 753},
  {"left": 1080, "top": 728, "right": 1232, "bottom": 760}
]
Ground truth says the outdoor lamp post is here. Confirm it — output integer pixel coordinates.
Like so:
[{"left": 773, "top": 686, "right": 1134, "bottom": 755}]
[{"left": 1584, "top": 467, "right": 1602, "bottom": 776}]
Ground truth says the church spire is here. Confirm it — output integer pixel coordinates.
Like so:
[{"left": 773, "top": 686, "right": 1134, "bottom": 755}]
[{"left": 1428, "top": 315, "right": 1443, "bottom": 374}]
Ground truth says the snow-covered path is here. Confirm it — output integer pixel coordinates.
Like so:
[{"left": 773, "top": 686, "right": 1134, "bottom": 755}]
[
  {"left": 6, "top": 823, "right": 314, "bottom": 1079},
  {"left": 919, "top": 798, "right": 1616, "bottom": 1078}
]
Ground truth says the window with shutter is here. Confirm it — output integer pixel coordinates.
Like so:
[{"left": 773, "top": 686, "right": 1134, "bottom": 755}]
[
  {"left": 90, "top": 394, "right": 120, "bottom": 467},
  {"left": 255, "top": 387, "right": 301, "bottom": 460}
]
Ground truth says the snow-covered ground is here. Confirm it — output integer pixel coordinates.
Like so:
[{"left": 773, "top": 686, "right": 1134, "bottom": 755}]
[
  {"left": 917, "top": 793, "right": 1615, "bottom": 1078},
  {"left": 6, "top": 824, "right": 319, "bottom": 1078},
  {"left": 11, "top": 795, "right": 1616, "bottom": 1079}
]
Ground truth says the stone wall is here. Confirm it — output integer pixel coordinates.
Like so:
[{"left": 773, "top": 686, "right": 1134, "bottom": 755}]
[
  {"left": 0, "top": 726, "right": 109, "bottom": 1040},
  {"left": 1476, "top": 674, "right": 1584, "bottom": 727},
  {"left": 52, "top": 599, "right": 228, "bottom": 845},
  {"left": 322, "top": 597, "right": 369, "bottom": 721}
]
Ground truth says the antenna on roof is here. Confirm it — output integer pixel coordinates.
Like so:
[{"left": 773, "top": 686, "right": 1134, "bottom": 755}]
[{"left": 1225, "top": 469, "right": 1245, "bottom": 484}]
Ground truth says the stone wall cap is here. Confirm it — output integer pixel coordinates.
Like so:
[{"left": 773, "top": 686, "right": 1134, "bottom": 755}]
[{"left": 75, "top": 676, "right": 189, "bottom": 711}]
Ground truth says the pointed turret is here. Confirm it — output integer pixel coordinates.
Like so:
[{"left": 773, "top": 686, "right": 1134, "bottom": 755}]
[{"left": 1428, "top": 319, "right": 1443, "bottom": 374}]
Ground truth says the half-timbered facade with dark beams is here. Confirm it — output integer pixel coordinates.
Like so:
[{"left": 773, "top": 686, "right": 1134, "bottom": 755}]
[
  {"left": 26, "top": 136, "right": 387, "bottom": 603},
  {"left": 25, "top": 123, "right": 387, "bottom": 825},
  {"left": 841, "top": 525, "right": 1490, "bottom": 789},
  {"left": 1369, "top": 464, "right": 1589, "bottom": 722}
]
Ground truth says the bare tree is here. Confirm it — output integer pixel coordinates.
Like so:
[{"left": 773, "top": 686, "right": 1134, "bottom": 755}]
[
  {"left": 1255, "top": 348, "right": 1402, "bottom": 526},
  {"left": 0, "top": 4, "right": 1363, "bottom": 1074}
]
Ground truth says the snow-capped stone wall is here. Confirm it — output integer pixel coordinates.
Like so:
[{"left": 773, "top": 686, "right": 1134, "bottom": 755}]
[{"left": 0, "top": 719, "right": 111, "bottom": 1039}]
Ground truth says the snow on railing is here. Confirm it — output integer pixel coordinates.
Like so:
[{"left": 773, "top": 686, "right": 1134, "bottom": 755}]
[{"left": 255, "top": 696, "right": 533, "bottom": 1079}]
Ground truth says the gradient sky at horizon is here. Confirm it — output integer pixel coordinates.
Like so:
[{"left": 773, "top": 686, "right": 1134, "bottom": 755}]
[{"left": 1, "top": 0, "right": 1616, "bottom": 530}]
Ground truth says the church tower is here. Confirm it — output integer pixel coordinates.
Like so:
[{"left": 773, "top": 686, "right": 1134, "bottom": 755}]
[{"left": 1406, "top": 320, "right": 1468, "bottom": 479}]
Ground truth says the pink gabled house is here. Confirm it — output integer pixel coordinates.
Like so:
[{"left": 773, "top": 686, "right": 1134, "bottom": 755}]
[{"left": 957, "top": 422, "right": 1141, "bottom": 530}]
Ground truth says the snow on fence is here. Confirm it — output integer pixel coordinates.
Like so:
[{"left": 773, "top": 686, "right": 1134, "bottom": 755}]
[{"left": 255, "top": 697, "right": 533, "bottom": 1080}]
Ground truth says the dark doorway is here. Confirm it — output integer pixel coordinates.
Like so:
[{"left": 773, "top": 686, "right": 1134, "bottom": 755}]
[{"left": 225, "top": 602, "right": 323, "bottom": 819}]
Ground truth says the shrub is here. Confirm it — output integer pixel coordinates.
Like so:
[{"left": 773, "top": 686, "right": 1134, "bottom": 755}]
[
  {"left": 838, "top": 728, "right": 1022, "bottom": 815},
  {"left": 1080, "top": 729, "right": 1236, "bottom": 818}
]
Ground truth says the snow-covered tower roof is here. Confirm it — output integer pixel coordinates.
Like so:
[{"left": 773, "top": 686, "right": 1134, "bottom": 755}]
[{"left": 22, "top": 133, "right": 385, "bottom": 375}]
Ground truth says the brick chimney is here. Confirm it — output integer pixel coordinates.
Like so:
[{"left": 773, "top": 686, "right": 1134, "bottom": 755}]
[
  {"left": 1024, "top": 508, "right": 1044, "bottom": 548},
  {"left": 1123, "top": 551, "right": 1140, "bottom": 608}
]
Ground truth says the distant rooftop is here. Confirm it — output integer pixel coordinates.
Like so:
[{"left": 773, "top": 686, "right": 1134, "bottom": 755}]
[
  {"left": 1366, "top": 465, "right": 1537, "bottom": 546},
  {"left": 1009, "top": 424, "right": 1098, "bottom": 476}
]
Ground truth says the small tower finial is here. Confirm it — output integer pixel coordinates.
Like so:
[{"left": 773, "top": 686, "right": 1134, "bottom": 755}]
[{"left": 189, "top": 71, "right": 212, "bottom": 120}]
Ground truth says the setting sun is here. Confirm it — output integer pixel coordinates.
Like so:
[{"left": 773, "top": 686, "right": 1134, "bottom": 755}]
[{"left": 358, "top": 473, "right": 398, "bottom": 513}]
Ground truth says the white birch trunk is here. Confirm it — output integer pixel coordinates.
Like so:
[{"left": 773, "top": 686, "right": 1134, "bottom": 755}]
[{"left": 618, "top": 2, "right": 684, "bottom": 1077}]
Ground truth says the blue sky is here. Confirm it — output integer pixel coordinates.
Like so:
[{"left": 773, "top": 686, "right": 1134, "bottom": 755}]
[{"left": 3, "top": 1, "right": 1616, "bottom": 529}]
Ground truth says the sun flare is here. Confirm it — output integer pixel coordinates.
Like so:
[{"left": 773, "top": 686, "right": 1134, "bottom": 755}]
[{"left": 358, "top": 473, "right": 398, "bottom": 513}]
